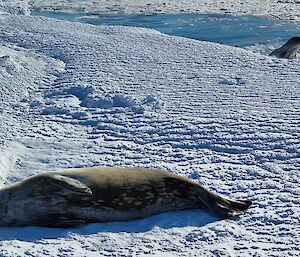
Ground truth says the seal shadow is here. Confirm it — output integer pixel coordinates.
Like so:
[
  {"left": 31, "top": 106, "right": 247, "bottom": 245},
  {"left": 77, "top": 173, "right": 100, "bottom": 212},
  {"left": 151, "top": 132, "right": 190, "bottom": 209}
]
[{"left": 0, "top": 209, "right": 219, "bottom": 242}]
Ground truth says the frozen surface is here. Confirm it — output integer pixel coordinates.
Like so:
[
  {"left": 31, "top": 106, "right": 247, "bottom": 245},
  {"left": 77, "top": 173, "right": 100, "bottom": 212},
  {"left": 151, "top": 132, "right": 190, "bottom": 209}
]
[
  {"left": 0, "top": 1, "right": 300, "bottom": 257},
  {"left": 29, "top": 0, "right": 300, "bottom": 22},
  {"left": 32, "top": 11, "right": 300, "bottom": 55}
]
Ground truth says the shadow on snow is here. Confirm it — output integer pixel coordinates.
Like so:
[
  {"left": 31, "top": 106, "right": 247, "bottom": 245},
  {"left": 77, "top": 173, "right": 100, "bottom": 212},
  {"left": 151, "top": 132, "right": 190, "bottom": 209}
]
[{"left": 0, "top": 209, "right": 218, "bottom": 242}]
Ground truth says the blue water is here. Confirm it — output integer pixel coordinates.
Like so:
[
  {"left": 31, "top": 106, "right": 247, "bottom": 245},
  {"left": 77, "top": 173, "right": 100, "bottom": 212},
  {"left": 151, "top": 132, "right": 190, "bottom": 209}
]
[{"left": 32, "top": 11, "right": 300, "bottom": 49}]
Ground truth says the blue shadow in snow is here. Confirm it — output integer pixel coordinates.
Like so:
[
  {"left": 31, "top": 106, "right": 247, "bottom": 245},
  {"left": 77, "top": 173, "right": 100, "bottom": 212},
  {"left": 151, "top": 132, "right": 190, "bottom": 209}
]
[{"left": 0, "top": 209, "right": 218, "bottom": 242}]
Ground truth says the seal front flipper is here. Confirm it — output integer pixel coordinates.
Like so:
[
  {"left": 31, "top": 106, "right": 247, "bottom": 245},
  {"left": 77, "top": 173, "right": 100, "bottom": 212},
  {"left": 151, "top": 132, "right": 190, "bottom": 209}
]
[{"left": 40, "top": 174, "right": 92, "bottom": 195}]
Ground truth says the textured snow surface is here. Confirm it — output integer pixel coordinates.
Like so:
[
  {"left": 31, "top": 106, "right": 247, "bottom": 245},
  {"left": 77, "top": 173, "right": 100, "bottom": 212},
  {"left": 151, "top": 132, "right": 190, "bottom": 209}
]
[
  {"left": 29, "top": 0, "right": 300, "bottom": 21},
  {"left": 0, "top": 2, "right": 300, "bottom": 257}
]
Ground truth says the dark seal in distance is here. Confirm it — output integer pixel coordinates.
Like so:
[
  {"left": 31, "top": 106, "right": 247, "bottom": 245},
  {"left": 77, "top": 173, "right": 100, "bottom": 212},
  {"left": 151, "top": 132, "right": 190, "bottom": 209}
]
[{"left": 269, "top": 36, "right": 300, "bottom": 59}]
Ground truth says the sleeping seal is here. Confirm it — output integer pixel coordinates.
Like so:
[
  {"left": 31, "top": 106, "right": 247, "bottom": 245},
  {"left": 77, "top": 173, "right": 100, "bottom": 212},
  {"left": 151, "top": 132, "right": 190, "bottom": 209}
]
[
  {"left": 269, "top": 36, "right": 300, "bottom": 59},
  {"left": 0, "top": 167, "right": 252, "bottom": 227}
]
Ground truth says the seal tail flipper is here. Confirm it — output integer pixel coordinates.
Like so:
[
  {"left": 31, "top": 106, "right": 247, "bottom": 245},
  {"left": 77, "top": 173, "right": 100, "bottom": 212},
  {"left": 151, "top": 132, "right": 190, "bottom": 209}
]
[
  {"left": 228, "top": 199, "right": 252, "bottom": 211},
  {"left": 209, "top": 195, "right": 252, "bottom": 219}
]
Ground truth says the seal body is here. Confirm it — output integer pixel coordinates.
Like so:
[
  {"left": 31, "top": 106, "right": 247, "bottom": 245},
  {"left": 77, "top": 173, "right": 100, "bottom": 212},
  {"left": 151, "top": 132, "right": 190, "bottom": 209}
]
[
  {"left": 0, "top": 167, "right": 251, "bottom": 227},
  {"left": 269, "top": 36, "right": 300, "bottom": 59}
]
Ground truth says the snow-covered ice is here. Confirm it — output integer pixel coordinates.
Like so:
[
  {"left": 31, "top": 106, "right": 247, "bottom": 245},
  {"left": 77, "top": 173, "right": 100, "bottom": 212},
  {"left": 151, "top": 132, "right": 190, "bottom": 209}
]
[
  {"left": 0, "top": 1, "right": 299, "bottom": 256},
  {"left": 30, "top": 10, "right": 300, "bottom": 57},
  {"left": 29, "top": 0, "right": 300, "bottom": 22}
]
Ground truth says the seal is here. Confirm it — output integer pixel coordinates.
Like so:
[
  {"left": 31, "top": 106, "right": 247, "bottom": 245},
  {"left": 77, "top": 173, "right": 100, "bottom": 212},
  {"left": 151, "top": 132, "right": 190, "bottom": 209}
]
[
  {"left": 269, "top": 36, "right": 300, "bottom": 59},
  {"left": 0, "top": 167, "right": 252, "bottom": 227}
]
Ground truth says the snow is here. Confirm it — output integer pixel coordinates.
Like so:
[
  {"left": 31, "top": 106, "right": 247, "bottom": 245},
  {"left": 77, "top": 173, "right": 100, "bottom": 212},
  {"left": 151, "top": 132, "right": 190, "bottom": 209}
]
[
  {"left": 0, "top": 1, "right": 300, "bottom": 257},
  {"left": 29, "top": 0, "right": 300, "bottom": 22}
]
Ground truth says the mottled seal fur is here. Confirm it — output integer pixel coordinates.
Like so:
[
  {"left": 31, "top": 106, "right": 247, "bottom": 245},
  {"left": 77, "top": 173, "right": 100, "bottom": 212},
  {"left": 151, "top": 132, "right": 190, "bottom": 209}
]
[
  {"left": 0, "top": 167, "right": 252, "bottom": 227},
  {"left": 269, "top": 36, "right": 300, "bottom": 59}
]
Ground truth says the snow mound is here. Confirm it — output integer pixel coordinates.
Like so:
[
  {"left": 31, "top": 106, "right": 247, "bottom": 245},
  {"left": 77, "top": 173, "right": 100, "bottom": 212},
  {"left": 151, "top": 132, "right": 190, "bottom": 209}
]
[
  {"left": 219, "top": 76, "right": 250, "bottom": 86},
  {"left": 0, "top": 55, "right": 20, "bottom": 75},
  {"left": 0, "top": 1, "right": 30, "bottom": 15},
  {"left": 41, "top": 84, "right": 160, "bottom": 115},
  {"left": 0, "top": 142, "right": 26, "bottom": 185}
]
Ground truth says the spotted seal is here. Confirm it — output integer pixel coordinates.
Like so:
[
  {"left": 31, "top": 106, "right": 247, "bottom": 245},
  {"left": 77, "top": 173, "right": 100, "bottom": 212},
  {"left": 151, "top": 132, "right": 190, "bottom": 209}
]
[
  {"left": 269, "top": 36, "right": 300, "bottom": 59},
  {"left": 0, "top": 167, "right": 252, "bottom": 227}
]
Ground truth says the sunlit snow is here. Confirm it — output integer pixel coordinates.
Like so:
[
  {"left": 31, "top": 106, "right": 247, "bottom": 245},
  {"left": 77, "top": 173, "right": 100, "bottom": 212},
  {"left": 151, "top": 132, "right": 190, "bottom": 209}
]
[{"left": 0, "top": 1, "right": 299, "bottom": 256}]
